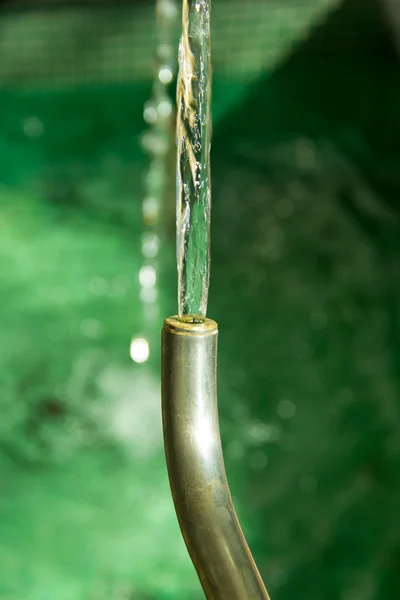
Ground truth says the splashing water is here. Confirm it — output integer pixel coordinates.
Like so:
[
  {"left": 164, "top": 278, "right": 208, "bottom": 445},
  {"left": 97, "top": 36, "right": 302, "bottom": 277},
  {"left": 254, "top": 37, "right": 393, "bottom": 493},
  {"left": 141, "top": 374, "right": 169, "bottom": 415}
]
[{"left": 176, "top": 0, "right": 212, "bottom": 322}]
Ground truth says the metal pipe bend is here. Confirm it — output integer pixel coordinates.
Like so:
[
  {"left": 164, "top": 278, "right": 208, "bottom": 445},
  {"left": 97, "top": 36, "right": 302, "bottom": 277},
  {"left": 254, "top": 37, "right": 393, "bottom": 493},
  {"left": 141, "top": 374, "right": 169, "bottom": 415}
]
[{"left": 161, "top": 316, "right": 270, "bottom": 600}]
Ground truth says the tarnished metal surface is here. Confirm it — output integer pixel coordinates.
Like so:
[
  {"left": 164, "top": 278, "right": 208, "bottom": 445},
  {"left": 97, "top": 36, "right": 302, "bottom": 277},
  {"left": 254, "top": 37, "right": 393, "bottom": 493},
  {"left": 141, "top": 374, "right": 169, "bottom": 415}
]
[{"left": 162, "top": 316, "right": 270, "bottom": 600}]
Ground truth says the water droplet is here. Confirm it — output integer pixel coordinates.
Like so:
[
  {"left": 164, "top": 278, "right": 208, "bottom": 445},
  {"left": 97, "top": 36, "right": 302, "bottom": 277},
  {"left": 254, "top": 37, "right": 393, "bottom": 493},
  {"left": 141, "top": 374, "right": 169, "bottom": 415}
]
[
  {"left": 143, "top": 102, "right": 158, "bottom": 124},
  {"left": 142, "top": 197, "right": 159, "bottom": 225},
  {"left": 248, "top": 421, "right": 281, "bottom": 445},
  {"left": 141, "top": 131, "right": 168, "bottom": 156},
  {"left": 271, "top": 569, "right": 288, "bottom": 587},
  {"left": 88, "top": 277, "right": 108, "bottom": 295},
  {"left": 141, "top": 232, "right": 160, "bottom": 259},
  {"left": 23, "top": 116, "right": 44, "bottom": 138},
  {"left": 248, "top": 421, "right": 270, "bottom": 445},
  {"left": 139, "top": 265, "right": 157, "bottom": 288},
  {"left": 111, "top": 276, "right": 128, "bottom": 297},
  {"left": 232, "top": 402, "right": 249, "bottom": 420},
  {"left": 158, "top": 98, "right": 173, "bottom": 119},
  {"left": 140, "top": 286, "right": 158, "bottom": 304},
  {"left": 159, "top": 65, "right": 173, "bottom": 84},
  {"left": 227, "top": 440, "right": 244, "bottom": 461},
  {"left": 157, "top": 43, "right": 172, "bottom": 60},
  {"left": 277, "top": 400, "right": 296, "bottom": 420},
  {"left": 130, "top": 338, "right": 150, "bottom": 363},
  {"left": 157, "top": 0, "right": 178, "bottom": 19}
]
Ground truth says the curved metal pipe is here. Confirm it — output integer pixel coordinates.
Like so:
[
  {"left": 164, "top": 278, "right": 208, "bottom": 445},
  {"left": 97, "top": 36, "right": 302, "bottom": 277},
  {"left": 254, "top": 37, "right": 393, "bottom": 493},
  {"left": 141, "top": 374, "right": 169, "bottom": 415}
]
[{"left": 162, "top": 316, "right": 270, "bottom": 599}]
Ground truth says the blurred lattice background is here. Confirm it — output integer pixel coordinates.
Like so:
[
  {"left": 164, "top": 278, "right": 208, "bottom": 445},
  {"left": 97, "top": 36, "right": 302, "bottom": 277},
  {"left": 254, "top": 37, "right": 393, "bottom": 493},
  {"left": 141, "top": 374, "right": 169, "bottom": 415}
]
[
  {"left": 1, "top": 1, "right": 400, "bottom": 600},
  {"left": 0, "top": 0, "right": 341, "bottom": 86}
]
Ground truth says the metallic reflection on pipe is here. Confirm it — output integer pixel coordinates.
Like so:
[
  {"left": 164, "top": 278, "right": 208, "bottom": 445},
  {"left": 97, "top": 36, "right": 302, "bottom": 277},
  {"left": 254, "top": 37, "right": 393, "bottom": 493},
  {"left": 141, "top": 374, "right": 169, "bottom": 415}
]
[{"left": 162, "top": 316, "right": 270, "bottom": 599}]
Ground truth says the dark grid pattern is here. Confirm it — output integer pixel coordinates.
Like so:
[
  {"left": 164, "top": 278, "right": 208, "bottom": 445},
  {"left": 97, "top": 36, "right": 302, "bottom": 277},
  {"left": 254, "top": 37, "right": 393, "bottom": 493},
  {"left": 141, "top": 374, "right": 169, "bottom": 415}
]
[{"left": 0, "top": 0, "right": 341, "bottom": 88}]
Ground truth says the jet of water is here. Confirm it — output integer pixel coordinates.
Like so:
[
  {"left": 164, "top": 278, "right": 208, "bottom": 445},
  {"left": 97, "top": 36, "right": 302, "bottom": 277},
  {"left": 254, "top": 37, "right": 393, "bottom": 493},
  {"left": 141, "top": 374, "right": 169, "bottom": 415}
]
[{"left": 176, "top": 0, "right": 212, "bottom": 322}]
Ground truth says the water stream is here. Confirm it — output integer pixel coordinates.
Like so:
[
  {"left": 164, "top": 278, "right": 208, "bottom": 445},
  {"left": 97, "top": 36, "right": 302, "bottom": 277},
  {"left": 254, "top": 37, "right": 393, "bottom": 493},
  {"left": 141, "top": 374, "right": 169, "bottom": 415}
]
[{"left": 176, "top": 0, "right": 212, "bottom": 322}]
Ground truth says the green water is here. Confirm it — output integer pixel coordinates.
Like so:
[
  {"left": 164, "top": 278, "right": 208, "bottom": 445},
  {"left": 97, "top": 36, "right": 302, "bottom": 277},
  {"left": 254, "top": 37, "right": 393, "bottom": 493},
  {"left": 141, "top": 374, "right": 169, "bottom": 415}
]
[
  {"left": 176, "top": 0, "right": 212, "bottom": 321},
  {"left": 1, "top": 1, "right": 400, "bottom": 598}
]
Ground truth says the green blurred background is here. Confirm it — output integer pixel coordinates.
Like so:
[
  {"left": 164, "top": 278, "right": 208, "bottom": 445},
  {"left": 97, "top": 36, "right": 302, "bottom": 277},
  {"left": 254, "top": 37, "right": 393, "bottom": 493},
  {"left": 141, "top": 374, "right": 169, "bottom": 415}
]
[{"left": 1, "top": 0, "right": 400, "bottom": 598}]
